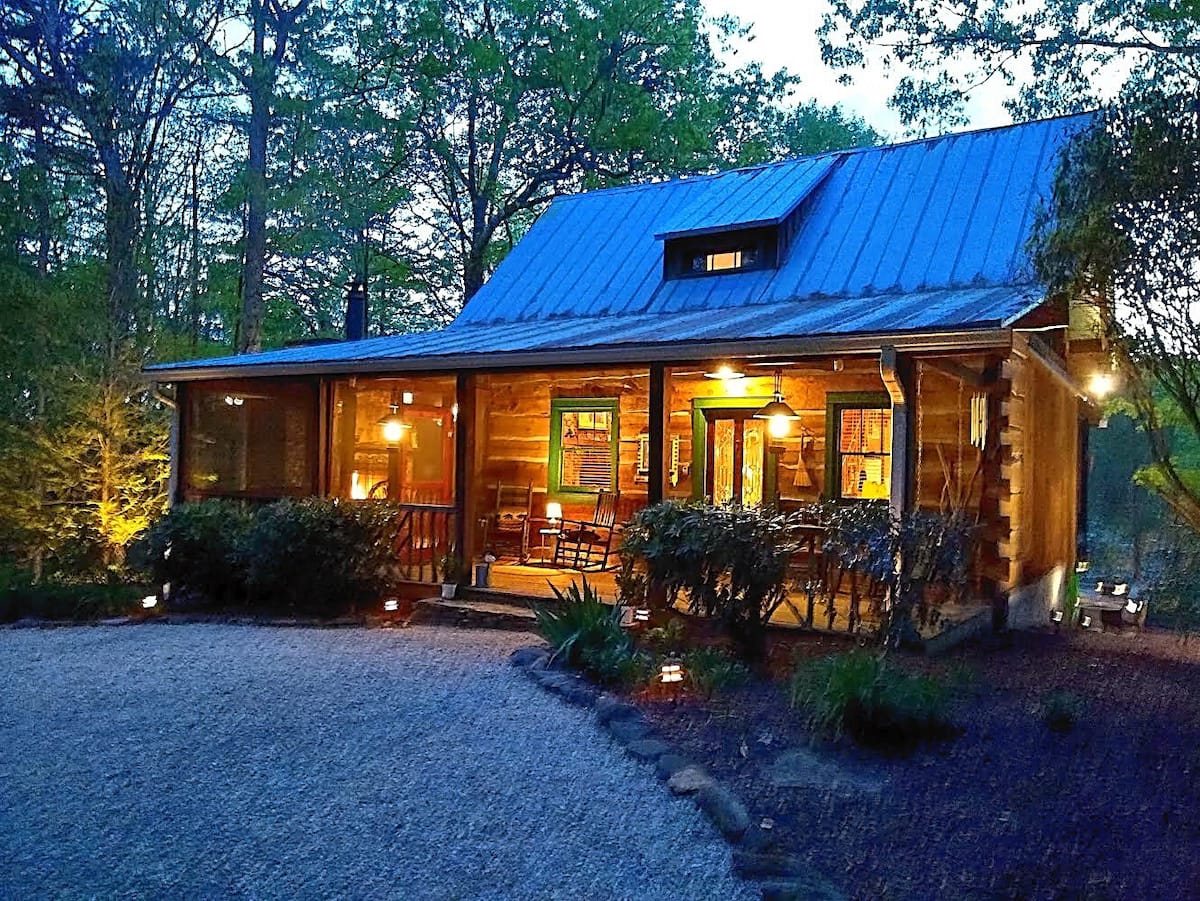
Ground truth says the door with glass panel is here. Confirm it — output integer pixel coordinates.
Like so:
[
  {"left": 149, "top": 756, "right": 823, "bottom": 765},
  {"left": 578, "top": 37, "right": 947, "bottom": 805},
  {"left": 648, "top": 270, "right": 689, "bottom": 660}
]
[{"left": 704, "top": 409, "right": 767, "bottom": 506}]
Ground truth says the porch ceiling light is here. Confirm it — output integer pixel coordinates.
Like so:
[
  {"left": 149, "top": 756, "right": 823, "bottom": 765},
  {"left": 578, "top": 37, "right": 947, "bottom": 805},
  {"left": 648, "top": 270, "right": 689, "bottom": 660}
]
[
  {"left": 754, "top": 370, "right": 801, "bottom": 438},
  {"left": 378, "top": 403, "right": 410, "bottom": 444},
  {"left": 704, "top": 363, "right": 744, "bottom": 380}
]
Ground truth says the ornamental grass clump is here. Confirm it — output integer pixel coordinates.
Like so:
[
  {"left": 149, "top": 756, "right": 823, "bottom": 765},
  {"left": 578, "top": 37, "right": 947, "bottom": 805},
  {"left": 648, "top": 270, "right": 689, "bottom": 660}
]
[
  {"left": 791, "top": 651, "right": 956, "bottom": 748},
  {"left": 682, "top": 647, "right": 750, "bottom": 698},
  {"left": 1040, "top": 690, "right": 1086, "bottom": 733}
]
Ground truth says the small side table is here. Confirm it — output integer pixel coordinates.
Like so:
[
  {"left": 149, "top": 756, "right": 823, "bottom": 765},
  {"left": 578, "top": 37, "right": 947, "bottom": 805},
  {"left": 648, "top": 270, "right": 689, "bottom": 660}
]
[{"left": 530, "top": 527, "right": 561, "bottom": 566}]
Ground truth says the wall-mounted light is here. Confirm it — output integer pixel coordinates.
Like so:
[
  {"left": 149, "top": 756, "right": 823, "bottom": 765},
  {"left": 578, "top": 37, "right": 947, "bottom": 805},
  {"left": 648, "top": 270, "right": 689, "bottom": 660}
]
[
  {"left": 1088, "top": 371, "right": 1116, "bottom": 399},
  {"left": 753, "top": 370, "right": 801, "bottom": 438},
  {"left": 378, "top": 404, "right": 410, "bottom": 444},
  {"left": 223, "top": 395, "right": 245, "bottom": 407},
  {"left": 402, "top": 391, "right": 414, "bottom": 405}
]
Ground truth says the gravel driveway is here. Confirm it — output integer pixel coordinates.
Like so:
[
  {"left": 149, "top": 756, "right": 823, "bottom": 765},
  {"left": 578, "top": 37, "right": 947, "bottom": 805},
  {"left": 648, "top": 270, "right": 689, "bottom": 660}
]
[{"left": 0, "top": 625, "right": 753, "bottom": 900}]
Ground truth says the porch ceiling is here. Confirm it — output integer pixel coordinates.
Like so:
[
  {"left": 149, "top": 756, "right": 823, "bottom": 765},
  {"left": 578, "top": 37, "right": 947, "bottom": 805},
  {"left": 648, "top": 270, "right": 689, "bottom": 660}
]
[{"left": 146, "top": 284, "right": 1038, "bottom": 382}]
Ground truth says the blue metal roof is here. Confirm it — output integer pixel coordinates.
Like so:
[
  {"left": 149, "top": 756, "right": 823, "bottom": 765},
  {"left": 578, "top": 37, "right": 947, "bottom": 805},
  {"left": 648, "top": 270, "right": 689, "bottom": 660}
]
[
  {"left": 653, "top": 155, "right": 839, "bottom": 240},
  {"left": 148, "top": 285, "right": 1041, "bottom": 376},
  {"left": 148, "top": 114, "right": 1090, "bottom": 379}
]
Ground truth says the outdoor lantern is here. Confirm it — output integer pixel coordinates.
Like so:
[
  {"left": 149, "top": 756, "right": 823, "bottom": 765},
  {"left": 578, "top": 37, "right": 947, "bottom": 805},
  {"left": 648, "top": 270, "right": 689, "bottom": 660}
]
[
  {"left": 402, "top": 391, "right": 414, "bottom": 405},
  {"left": 546, "top": 502, "right": 563, "bottom": 525},
  {"left": 378, "top": 403, "right": 410, "bottom": 444},
  {"left": 1051, "top": 609, "right": 1064, "bottom": 623},
  {"left": 1088, "top": 371, "right": 1115, "bottom": 399},
  {"left": 704, "top": 363, "right": 744, "bottom": 380},
  {"left": 634, "top": 608, "right": 651, "bottom": 623},
  {"left": 1125, "top": 598, "right": 1140, "bottom": 615},
  {"left": 384, "top": 598, "right": 399, "bottom": 613},
  {"left": 141, "top": 595, "right": 158, "bottom": 610},
  {"left": 1081, "top": 614, "right": 1092, "bottom": 628},
  {"left": 1114, "top": 582, "right": 1128, "bottom": 596},
  {"left": 660, "top": 658, "right": 684, "bottom": 684},
  {"left": 754, "top": 370, "right": 801, "bottom": 439},
  {"left": 1076, "top": 560, "right": 1090, "bottom": 574}
]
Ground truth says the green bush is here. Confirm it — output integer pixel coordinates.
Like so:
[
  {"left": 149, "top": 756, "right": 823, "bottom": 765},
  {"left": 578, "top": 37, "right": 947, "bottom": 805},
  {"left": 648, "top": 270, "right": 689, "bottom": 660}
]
[
  {"left": 0, "top": 565, "right": 146, "bottom": 622},
  {"left": 533, "top": 578, "right": 629, "bottom": 670},
  {"left": 683, "top": 647, "right": 750, "bottom": 698},
  {"left": 642, "top": 618, "right": 687, "bottom": 653},
  {"left": 621, "top": 501, "right": 796, "bottom": 663},
  {"left": 791, "top": 651, "right": 955, "bottom": 747},
  {"left": 241, "top": 499, "right": 404, "bottom": 615},
  {"left": 580, "top": 643, "right": 656, "bottom": 689},
  {"left": 129, "top": 501, "right": 253, "bottom": 604},
  {"left": 1040, "top": 690, "right": 1085, "bottom": 733}
]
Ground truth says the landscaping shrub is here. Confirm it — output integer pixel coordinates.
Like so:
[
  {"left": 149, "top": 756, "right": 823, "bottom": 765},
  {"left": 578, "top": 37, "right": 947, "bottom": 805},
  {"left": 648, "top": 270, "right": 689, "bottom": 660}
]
[
  {"left": 643, "top": 618, "right": 687, "bottom": 654},
  {"left": 0, "top": 561, "right": 146, "bottom": 622},
  {"left": 580, "top": 643, "right": 656, "bottom": 689},
  {"left": 621, "top": 501, "right": 796, "bottom": 663},
  {"left": 129, "top": 501, "right": 253, "bottom": 604},
  {"left": 241, "top": 498, "right": 404, "bottom": 615},
  {"left": 1040, "top": 690, "right": 1086, "bottom": 733},
  {"left": 532, "top": 580, "right": 628, "bottom": 671},
  {"left": 791, "top": 651, "right": 956, "bottom": 747},
  {"left": 682, "top": 647, "right": 749, "bottom": 698},
  {"left": 817, "top": 502, "right": 976, "bottom": 646}
]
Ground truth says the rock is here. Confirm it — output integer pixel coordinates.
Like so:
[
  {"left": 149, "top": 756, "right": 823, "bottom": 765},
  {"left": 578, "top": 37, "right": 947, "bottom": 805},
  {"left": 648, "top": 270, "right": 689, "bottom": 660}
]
[
  {"left": 734, "top": 823, "right": 779, "bottom": 853},
  {"left": 606, "top": 716, "right": 653, "bottom": 745},
  {"left": 765, "top": 748, "right": 884, "bottom": 795},
  {"left": 758, "top": 875, "right": 847, "bottom": 901},
  {"left": 625, "top": 738, "right": 671, "bottom": 762},
  {"left": 667, "top": 765, "right": 714, "bottom": 795},
  {"left": 509, "top": 646, "right": 550, "bottom": 668},
  {"left": 558, "top": 682, "right": 597, "bottom": 708},
  {"left": 594, "top": 696, "right": 639, "bottom": 724},
  {"left": 654, "top": 753, "right": 692, "bottom": 780},
  {"left": 732, "top": 850, "right": 808, "bottom": 879},
  {"left": 695, "top": 782, "right": 750, "bottom": 839}
]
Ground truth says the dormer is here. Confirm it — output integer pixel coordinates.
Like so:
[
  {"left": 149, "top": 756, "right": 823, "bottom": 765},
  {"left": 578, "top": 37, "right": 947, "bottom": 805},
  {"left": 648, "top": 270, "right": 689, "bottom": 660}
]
[{"left": 655, "top": 154, "right": 840, "bottom": 282}]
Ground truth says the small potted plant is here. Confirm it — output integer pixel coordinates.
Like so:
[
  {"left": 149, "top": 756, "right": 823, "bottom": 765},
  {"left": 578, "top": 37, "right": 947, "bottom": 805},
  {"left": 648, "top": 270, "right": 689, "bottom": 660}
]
[{"left": 437, "top": 552, "right": 465, "bottom": 599}]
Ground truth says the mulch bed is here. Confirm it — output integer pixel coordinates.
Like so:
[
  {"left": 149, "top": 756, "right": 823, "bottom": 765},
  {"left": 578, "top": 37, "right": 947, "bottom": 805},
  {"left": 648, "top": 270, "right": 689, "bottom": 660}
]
[{"left": 636, "top": 627, "right": 1200, "bottom": 900}]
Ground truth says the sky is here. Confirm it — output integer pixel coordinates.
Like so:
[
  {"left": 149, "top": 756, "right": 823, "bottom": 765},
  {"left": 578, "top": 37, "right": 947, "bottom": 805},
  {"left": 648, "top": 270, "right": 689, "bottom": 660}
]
[{"left": 703, "top": 0, "right": 1019, "bottom": 140}]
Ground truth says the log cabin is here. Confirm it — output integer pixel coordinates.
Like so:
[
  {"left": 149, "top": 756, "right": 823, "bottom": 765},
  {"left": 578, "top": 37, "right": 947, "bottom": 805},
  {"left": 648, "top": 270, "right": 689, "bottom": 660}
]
[{"left": 147, "top": 113, "right": 1109, "bottom": 633}]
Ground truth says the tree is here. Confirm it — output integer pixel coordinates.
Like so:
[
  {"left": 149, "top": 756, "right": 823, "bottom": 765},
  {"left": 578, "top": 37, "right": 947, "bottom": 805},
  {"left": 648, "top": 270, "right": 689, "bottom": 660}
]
[
  {"left": 0, "top": 0, "right": 214, "bottom": 347},
  {"left": 372, "top": 0, "right": 876, "bottom": 314},
  {"left": 1035, "top": 96, "right": 1200, "bottom": 535},
  {"left": 818, "top": 0, "right": 1200, "bottom": 130}
]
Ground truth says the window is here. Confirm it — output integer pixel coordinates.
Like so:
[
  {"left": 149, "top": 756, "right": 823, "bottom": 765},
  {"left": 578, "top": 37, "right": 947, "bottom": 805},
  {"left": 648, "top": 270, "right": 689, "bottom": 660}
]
[
  {"left": 826, "top": 395, "right": 892, "bottom": 501},
  {"left": 692, "top": 248, "right": 758, "bottom": 273},
  {"left": 662, "top": 225, "right": 778, "bottom": 280},
  {"left": 549, "top": 398, "right": 619, "bottom": 493},
  {"left": 182, "top": 379, "right": 318, "bottom": 500}
]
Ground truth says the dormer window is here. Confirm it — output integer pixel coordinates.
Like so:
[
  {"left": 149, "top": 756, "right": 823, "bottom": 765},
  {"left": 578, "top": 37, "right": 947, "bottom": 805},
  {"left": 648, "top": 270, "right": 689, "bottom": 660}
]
[
  {"left": 693, "top": 247, "right": 759, "bottom": 274},
  {"left": 664, "top": 225, "right": 777, "bottom": 280}
]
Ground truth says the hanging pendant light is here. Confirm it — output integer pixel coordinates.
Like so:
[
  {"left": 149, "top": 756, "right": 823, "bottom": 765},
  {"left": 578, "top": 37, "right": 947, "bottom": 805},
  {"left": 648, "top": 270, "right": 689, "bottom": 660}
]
[
  {"left": 754, "top": 369, "right": 801, "bottom": 438},
  {"left": 378, "top": 402, "right": 410, "bottom": 444}
]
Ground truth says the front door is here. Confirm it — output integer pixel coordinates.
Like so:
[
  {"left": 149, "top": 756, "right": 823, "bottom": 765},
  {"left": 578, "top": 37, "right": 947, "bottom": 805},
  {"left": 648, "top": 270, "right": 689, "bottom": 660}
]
[{"left": 704, "top": 410, "right": 767, "bottom": 506}]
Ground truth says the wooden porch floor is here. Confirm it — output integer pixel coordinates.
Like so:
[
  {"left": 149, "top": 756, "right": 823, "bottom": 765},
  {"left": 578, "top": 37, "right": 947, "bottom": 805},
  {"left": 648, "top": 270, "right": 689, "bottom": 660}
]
[{"left": 473, "top": 562, "right": 988, "bottom": 637}]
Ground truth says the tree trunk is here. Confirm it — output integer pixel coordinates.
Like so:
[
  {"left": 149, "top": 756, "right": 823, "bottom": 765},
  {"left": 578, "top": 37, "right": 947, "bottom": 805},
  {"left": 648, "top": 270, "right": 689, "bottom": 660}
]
[{"left": 239, "top": 0, "right": 270, "bottom": 353}]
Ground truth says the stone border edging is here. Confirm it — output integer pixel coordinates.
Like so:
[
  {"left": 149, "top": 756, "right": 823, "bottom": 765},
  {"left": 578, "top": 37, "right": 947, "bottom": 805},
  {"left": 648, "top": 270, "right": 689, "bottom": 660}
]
[{"left": 509, "top": 645, "right": 846, "bottom": 901}]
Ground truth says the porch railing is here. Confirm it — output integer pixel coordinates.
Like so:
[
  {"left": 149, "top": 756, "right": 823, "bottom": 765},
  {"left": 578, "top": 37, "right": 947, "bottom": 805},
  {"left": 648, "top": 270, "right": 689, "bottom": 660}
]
[{"left": 391, "top": 503, "right": 457, "bottom": 584}]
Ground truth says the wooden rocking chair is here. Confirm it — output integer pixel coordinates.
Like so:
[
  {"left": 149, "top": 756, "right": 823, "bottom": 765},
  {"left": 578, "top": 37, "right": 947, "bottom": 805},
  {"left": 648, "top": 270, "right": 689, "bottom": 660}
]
[
  {"left": 553, "top": 490, "right": 621, "bottom": 571},
  {"left": 481, "top": 482, "right": 533, "bottom": 561}
]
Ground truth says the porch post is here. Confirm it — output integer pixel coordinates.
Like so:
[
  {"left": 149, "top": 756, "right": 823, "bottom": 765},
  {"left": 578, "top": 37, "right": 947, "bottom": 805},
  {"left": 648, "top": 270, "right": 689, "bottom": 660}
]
[
  {"left": 648, "top": 362, "right": 666, "bottom": 505},
  {"left": 880, "top": 346, "right": 910, "bottom": 519},
  {"left": 454, "top": 371, "right": 472, "bottom": 568},
  {"left": 167, "top": 383, "right": 182, "bottom": 506}
]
